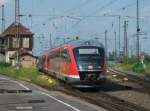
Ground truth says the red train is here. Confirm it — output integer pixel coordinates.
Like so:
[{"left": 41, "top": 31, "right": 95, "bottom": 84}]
[{"left": 38, "top": 40, "right": 106, "bottom": 86}]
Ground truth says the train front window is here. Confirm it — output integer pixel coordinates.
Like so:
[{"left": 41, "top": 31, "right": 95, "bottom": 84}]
[
  {"left": 78, "top": 49, "right": 100, "bottom": 55},
  {"left": 74, "top": 48, "right": 102, "bottom": 59},
  {"left": 73, "top": 47, "right": 104, "bottom": 70}
]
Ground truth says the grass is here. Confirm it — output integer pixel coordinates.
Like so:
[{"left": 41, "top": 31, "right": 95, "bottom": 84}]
[
  {"left": 114, "top": 62, "right": 150, "bottom": 77},
  {"left": 0, "top": 63, "right": 57, "bottom": 87},
  {"left": 114, "top": 63, "right": 134, "bottom": 71},
  {"left": 144, "top": 63, "right": 150, "bottom": 77}
]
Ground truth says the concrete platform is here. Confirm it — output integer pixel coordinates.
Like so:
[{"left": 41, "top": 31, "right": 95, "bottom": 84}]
[{"left": 0, "top": 75, "right": 107, "bottom": 111}]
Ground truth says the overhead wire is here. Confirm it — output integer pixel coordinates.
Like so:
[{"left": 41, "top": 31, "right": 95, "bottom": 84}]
[
  {"left": 67, "top": 0, "right": 120, "bottom": 34},
  {"left": 91, "top": 0, "right": 119, "bottom": 15},
  {"left": 31, "top": 0, "right": 118, "bottom": 33},
  {"left": 63, "top": 0, "right": 95, "bottom": 15},
  {"left": 30, "top": 0, "right": 119, "bottom": 35},
  {"left": 119, "top": 1, "right": 136, "bottom": 11},
  {"left": 29, "top": 0, "right": 94, "bottom": 34}
]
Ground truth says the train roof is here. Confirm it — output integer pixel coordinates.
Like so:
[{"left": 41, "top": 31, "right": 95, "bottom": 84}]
[
  {"left": 39, "top": 40, "right": 104, "bottom": 57},
  {"left": 39, "top": 50, "right": 50, "bottom": 56},
  {"left": 68, "top": 40, "right": 104, "bottom": 49}
]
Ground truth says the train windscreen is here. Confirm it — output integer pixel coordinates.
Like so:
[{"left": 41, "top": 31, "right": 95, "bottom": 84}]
[
  {"left": 73, "top": 47, "right": 104, "bottom": 71},
  {"left": 78, "top": 48, "right": 99, "bottom": 55}
]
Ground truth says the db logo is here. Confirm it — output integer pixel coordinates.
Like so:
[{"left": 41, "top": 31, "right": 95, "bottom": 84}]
[{"left": 88, "top": 65, "right": 93, "bottom": 70}]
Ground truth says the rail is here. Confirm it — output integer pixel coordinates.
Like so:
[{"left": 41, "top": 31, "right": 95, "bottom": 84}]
[
  {"left": 39, "top": 76, "right": 150, "bottom": 111},
  {"left": 109, "top": 67, "right": 150, "bottom": 94}
]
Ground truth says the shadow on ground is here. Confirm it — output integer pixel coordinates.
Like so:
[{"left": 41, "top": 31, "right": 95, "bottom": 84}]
[{"left": 75, "top": 79, "right": 132, "bottom": 92}]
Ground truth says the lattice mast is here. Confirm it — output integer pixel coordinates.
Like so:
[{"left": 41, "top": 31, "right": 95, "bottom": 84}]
[
  {"left": 1, "top": 5, "right": 5, "bottom": 32},
  {"left": 15, "top": 0, "right": 20, "bottom": 25}
]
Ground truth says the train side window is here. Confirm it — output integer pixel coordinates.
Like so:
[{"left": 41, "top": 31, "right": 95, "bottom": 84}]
[
  {"left": 60, "top": 49, "right": 71, "bottom": 62},
  {"left": 48, "top": 55, "right": 51, "bottom": 62},
  {"left": 42, "top": 55, "right": 46, "bottom": 63}
]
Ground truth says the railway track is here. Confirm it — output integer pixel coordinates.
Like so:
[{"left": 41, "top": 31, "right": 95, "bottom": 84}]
[
  {"left": 38, "top": 70, "right": 150, "bottom": 111},
  {"left": 40, "top": 80, "right": 150, "bottom": 111},
  {"left": 83, "top": 92, "right": 150, "bottom": 111},
  {"left": 109, "top": 67, "right": 150, "bottom": 94}
]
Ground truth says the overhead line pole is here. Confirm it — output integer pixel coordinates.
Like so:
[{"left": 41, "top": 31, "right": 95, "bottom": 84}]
[
  {"left": 124, "top": 21, "right": 126, "bottom": 61},
  {"left": 15, "top": 0, "right": 20, "bottom": 67},
  {"left": 1, "top": 5, "right": 5, "bottom": 32},
  {"left": 15, "top": 0, "right": 20, "bottom": 25},
  {"left": 114, "top": 31, "right": 117, "bottom": 59},
  {"left": 118, "top": 15, "right": 121, "bottom": 57},
  {"left": 124, "top": 21, "right": 128, "bottom": 63},
  {"left": 136, "top": 0, "right": 140, "bottom": 59},
  {"left": 105, "top": 30, "right": 108, "bottom": 62},
  {"left": 49, "top": 33, "right": 52, "bottom": 49},
  {"left": 103, "top": 14, "right": 121, "bottom": 58}
]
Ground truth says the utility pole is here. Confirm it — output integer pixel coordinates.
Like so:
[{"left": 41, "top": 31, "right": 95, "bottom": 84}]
[
  {"left": 114, "top": 31, "right": 117, "bottom": 59},
  {"left": 103, "top": 14, "right": 121, "bottom": 58},
  {"left": 136, "top": 0, "right": 140, "bottom": 59},
  {"left": 131, "top": 46, "right": 133, "bottom": 58},
  {"left": 124, "top": 21, "right": 125, "bottom": 59},
  {"left": 118, "top": 15, "right": 121, "bottom": 57},
  {"left": 28, "top": 14, "right": 33, "bottom": 28},
  {"left": 15, "top": 0, "right": 20, "bottom": 67},
  {"left": 105, "top": 30, "right": 107, "bottom": 60},
  {"left": 49, "top": 33, "right": 52, "bottom": 49},
  {"left": 1, "top": 5, "right": 5, "bottom": 32},
  {"left": 124, "top": 21, "right": 128, "bottom": 63},
  {"left": 15, "top": 0, "right": 20, "bottom": 25},
  {"left": 37, "top": 36, "right": 42, "bottom": 54}
]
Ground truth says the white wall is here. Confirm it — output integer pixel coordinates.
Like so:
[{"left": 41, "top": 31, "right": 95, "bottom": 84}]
[
  {"left": 0, "top": 54, "right": 5, "bottom": 62},
  {"left": 5, "top": 51, "right": 16, "bottom": 63}
]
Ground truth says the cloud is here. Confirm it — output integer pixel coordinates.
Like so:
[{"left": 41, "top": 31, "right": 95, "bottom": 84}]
[{"left": 0, "top": 0, "right": 6, "bottom": 5}]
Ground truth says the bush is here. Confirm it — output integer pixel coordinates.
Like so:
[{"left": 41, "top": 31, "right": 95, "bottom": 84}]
[
  {"left": 132, "top": 62, "right": 145, "bottom": 73},
  {"left": 144, "top": 55, "right": 150, "bottom": 64},
  {"left": 144, "top": 63, "right": 150, "bottom": 76},
  {"left": 127, "top": 58, "right": 139, "bottom": 64},
  {"left": 114, "top": 57, "right": 150, "bottom": 76}
]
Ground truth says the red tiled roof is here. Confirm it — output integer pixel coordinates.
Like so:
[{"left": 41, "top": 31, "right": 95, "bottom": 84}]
[{"left": 1, "top": 23, "right": 33, "bottom": 36}]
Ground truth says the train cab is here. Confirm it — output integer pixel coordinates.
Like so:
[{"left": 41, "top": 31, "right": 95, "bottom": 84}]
[{"left": 70, "top": 40, "right": 106, "bottom": 83}]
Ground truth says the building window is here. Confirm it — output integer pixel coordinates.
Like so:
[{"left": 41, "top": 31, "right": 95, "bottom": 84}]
[
  {"left": 0, "top": 39, "right": 4, "bottom": 44},
  {"left": 13, "top": 38, "right": 19, "bottom": 48},
  {"left": 23, "top": 38, "right": 29, "bottom": 48},
  {"left": 0, "top": 39, "right": 2, "bottom": 44}
]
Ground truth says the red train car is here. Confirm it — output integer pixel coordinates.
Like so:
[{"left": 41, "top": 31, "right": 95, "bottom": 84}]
[
  {"left": 38, "top": 51, "right": 49, "bottom": 71},
  {"left": 38, "top": 40, "right": 106, "bottom": 85}
]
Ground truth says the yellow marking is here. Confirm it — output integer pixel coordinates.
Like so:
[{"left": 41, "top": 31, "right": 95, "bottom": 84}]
[
  {"left": 48, "top": 79, "right": 53, "bottom": 84},
  {"left": 123, "top": 77, "right": 128, "bottom": 81},
  {"left": 112, "top": 74, "right": 117, "bottom": 78}
]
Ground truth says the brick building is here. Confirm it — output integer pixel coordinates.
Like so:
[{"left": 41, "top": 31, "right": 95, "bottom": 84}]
[
  {"left": 10, "top": 48, "right": 37, "bottom": 68},
  {"left": 0, "top": 37, "right": 6, "bottom": 62},
  {"left": 0, "top": 23, "right": 34, "bottom": 63}
]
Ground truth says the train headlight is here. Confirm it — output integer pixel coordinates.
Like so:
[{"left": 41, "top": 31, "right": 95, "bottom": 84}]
[
  {"left": 106, "top": 70, "right": 109, "bottom": 73},
  {"left": 79, "top": 65, "right": 83, "bottom": 70},
  {"left": 98, "top": 66, "right": 101, "bottom": 69}
]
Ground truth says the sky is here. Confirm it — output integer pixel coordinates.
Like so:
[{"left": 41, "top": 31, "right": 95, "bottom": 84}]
[{"left": 0, "top": 0, "right": 150, "bottom": 56}]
